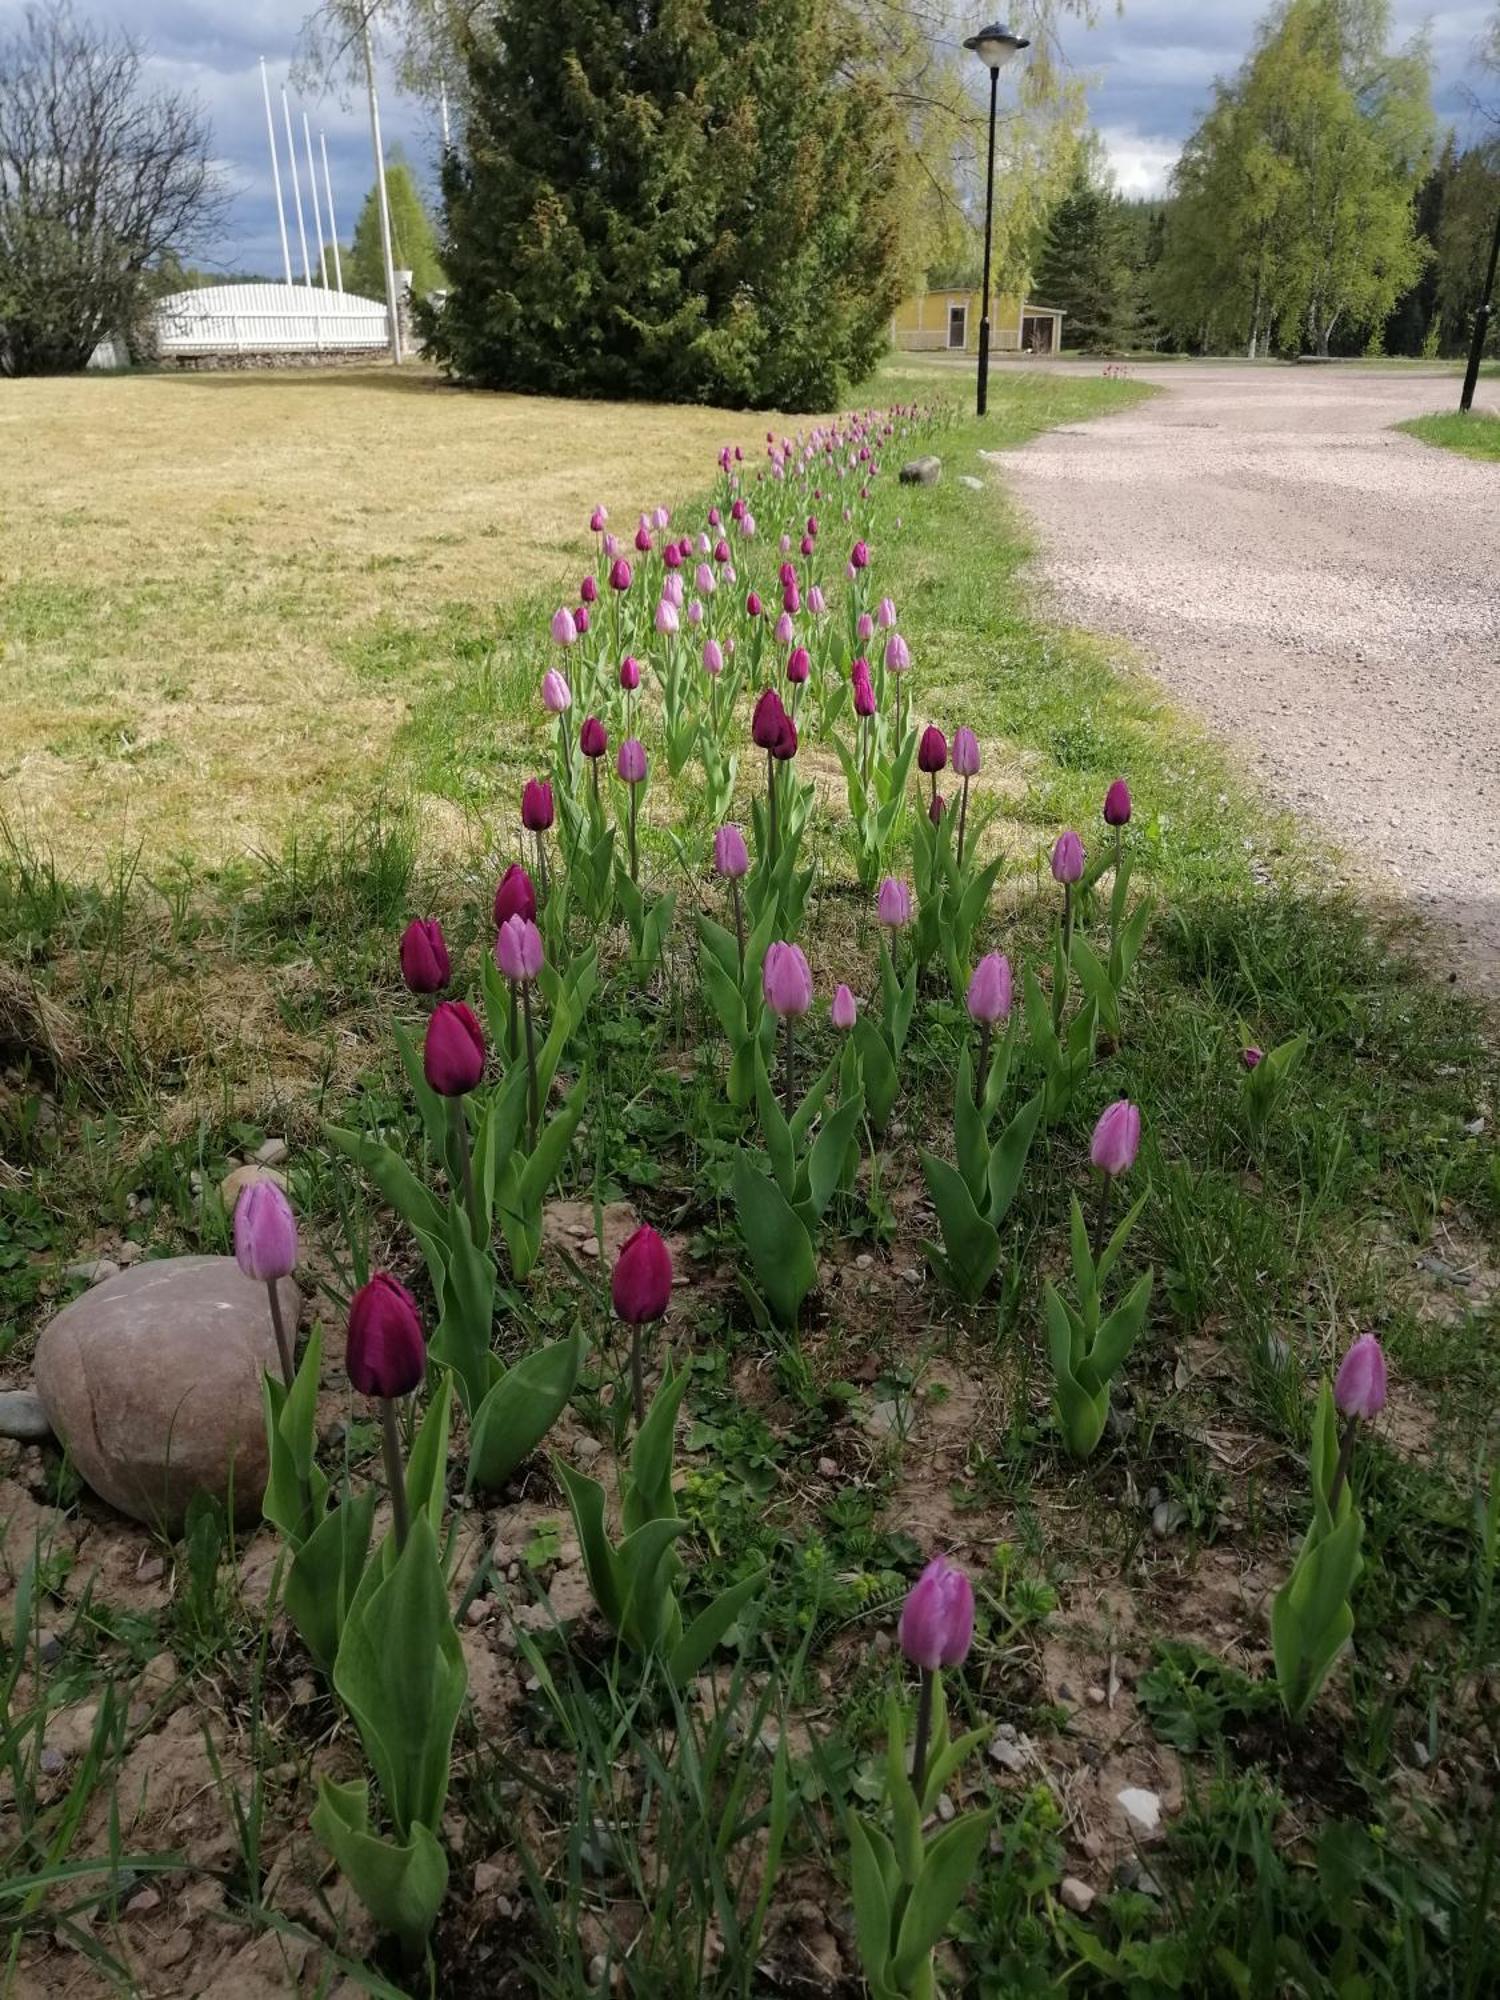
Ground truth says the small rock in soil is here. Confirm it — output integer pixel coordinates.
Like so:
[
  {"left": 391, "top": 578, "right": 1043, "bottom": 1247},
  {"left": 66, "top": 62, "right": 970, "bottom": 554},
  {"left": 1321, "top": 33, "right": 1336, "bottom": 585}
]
[
  {"left": 899, "top": 455, "right": 941, "bottom": 486},
  {"left": 220, "top": 1162, "right": 287, "bottom": 1208},
  {"left": 1116, "top": 1786, "right": 1162, "bottom": 1832},
  {"left": 1152, "top": 1499, "right": 1188, "bottom": 1538},
  {"left": 255, "top": 1138, "right": 290, "bottom": 1167},
  {"left": 0, "top": 1391, "right": 54, "bottom": 1443},
  {"left": 65, "top": 1259, "right": 120, "bottom": 1287},
  {"left": 39, "top": 1747, "right": 65, "bottom": 1776},
  {"left": 1060, "top": 1877, "right": 1096, "bottom": 1915},
  {"left": 37, "top": 1629, "right": 62, "bottom": 1666},
  {"left": 958, "top": 474, "right": 985, "bottom": 491},
  {"left": 116, "top": 1242, "right": 144, "bottom": 1266},
  {"left": 136, "top": 1556, "right": 166, "bottom": 1585},
  {"left": 125, "top": 1888, "right": 162, "bottom": 1916}
]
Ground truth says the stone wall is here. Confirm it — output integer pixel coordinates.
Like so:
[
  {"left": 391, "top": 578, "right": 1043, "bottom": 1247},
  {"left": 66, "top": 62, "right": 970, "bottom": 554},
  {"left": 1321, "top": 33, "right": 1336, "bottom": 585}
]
[{"left": 162, "top": 346, "right": 395, "bottom": 373}]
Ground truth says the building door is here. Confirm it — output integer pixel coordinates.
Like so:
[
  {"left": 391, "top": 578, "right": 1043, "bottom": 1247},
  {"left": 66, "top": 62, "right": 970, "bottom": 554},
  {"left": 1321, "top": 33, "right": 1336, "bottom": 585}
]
[
  {"left": 947, "top": 303, "right": 967, "bottom": 350},
  {"left": 1022, "top": 315, "right": 1055, "bottom": 354}
]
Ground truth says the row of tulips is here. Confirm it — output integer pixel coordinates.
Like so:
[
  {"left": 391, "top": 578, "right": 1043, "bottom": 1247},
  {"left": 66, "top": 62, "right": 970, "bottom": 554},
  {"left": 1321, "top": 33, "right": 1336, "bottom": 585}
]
[{"left": 232, "top": 408, "right": 1378, "bottom": 1977}]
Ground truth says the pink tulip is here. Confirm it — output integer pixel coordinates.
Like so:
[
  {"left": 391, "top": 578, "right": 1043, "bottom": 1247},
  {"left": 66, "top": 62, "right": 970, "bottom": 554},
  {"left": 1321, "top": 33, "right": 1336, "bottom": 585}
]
[
  {"left": 808, "top": 585, "right": 826, "bottom": 615},
  {"left": 877, "top": 877, "right": 912, "bottom": 928},
  {"left": 1090, "top": 1099, "right": 1141, "bottom": 1177},
  {"left": 399, "top": 917, "right": 450, "bottom": 994},
  {"left": 877, "top": 596, "right": 897, "bottom": 629},
  {"left": 856, "top": 612, "right": 874, "bottom": 643},
  {"left": 1334, "top": 1333, "right": 1387, "bottom": 1420},
  {"left": 703, "top": 637, "right": 724, "bottom": 675},
  {"left": 234, "top": 1180, "right": 298, "bottom": 1283},
  {"left": 1051, "top": 831, "right": 1085, "bottom": 884},
  {"left": 617, "top": 737, "right": 647, "bottom": 784},
  {"left": 966, "top": 952, "right": 1012, "bottom": 1024},
  {"left": 541, "top": 668, "right": 571, "bottom": 714},
  {"left": 495, "top": 914, "right": 543, "bottom": 982},
  {"left": 714, "top": 824, "right": 749, "bottom": 878},
  {"left": 611, "top": 1225, "right": 673, "bottom": 1324},
  {"left": 655, "top": 599, "right": 679, "bottom": 636},
  {"left": 831, "top": 984, "right": 857, "bottom": 1031},
  {"left": 898, "top": 1555, "right": 974, "bottom": 1670},
  {"left": 663, "top": 571, "right": 684, "bottom": 607},
  {"left": 762, "top": 941, "right": 813, "bottom": 1018},
  {"left": 884, "top": 633, "right": 910, "bottom": 674},
  {"left": 774, "top": 611, "right": 795, "bottom": 646},
  {"left": 952, "top": 728, "right": 980, "bottom": 778},
  {"left": 550, "top": 606, "right": 577, "bottom": 647}
]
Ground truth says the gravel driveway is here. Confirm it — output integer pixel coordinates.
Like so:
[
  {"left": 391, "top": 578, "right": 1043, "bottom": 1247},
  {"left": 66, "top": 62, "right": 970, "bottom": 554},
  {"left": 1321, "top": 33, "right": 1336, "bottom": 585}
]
[{"left": 987, "top": 363, "right": 1500, "bottom": 992}]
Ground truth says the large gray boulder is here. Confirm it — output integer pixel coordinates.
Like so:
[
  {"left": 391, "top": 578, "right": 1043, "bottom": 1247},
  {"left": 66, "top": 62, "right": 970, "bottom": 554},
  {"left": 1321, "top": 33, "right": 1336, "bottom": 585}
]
[{"left": 34, "top": 1256, "right": 299, "bottom": 1531}]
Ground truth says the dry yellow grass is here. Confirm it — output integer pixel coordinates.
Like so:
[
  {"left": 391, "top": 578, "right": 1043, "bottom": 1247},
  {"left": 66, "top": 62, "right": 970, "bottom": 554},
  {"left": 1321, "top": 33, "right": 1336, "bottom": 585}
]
[{"left": 1, "top": 366, "right": 770, "bottom": 868}]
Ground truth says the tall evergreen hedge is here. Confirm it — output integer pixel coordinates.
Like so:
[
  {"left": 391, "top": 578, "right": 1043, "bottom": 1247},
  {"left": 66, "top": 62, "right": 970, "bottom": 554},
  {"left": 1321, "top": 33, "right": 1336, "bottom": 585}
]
[{"left": 425, "top": 0, "right": 907, "bottom": 409}]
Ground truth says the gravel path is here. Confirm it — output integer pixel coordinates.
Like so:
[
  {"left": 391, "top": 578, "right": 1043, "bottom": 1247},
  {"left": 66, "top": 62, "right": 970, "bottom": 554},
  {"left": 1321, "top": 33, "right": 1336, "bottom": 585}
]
[{"left": 988, "top": 363, "right": 1500, "bottom": 992}]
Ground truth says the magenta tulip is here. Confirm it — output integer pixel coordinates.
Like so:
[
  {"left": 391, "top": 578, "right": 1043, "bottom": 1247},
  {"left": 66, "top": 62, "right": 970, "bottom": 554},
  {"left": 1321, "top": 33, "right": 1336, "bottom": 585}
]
[
  {"left": 399, "top": 917, "right": 450, "bottom": 994},
  {"left": 762, "top": 941, "right": 813, "bottom": 1018},
  {"left": 850, "top": 539, "right": 870, "bottom": 570},
  {"left": 346, "top": 1274, "right": 426, "bottom": 1401},
  {"left": 493, "top": 864, "right": 537, "bottom": 928},
  {"left": 424, "top": 1001, "right": 486, "bottom": 1096},
  {"left": 918, "top": 725, "right": 947, "bottom": 775},
  {"left": 620, "top": 655, "right": 641, "bottom": 691},
  {"left": 1090, "top": 1099, "right": 1141, "bottom": 1177},
  {"left": 1051, "top": 831, "right": 1085, "bottom": 884},
  {"left": 580, "top": 715, "right": 608, "bottom": 759},
  {"left": 611, "top": 1225, "right": 673, "bottom": 1325},
  {"left": 1242, "top": 1045, "right": 1265, "bottom": 1070},
  {"left": 787, "top": 645, "right": 810, "bottom": 684},
  {"left": 898, "top": 1555, "right": 975, "bottom": 1671},
  {"left": 1334, "top": 1334, "right": 1387, "bottom": 1420},
  {"left": 1104, "top": 779, "right": 1132, "bottom": 827},
  {"left": 609, "top": 557, "right": 632, "bottom": 592},
  {"left": 714, "top": 824, "right": 750, "bottom": 878},
  {"left": 234, "top": 1179, "right": 298, "bottom": 1283},
  {"left": 522, "top": 778, "right": 554, "bottom": 833},
  {"left": 580, "top": 574, "right": 598, "bottom": 605},
  {"left": 966, "top": 952, "right": 1012, "bottom": 1025},
  {"left": 590, "top": 504, "right": 608, "bottom": 534}
]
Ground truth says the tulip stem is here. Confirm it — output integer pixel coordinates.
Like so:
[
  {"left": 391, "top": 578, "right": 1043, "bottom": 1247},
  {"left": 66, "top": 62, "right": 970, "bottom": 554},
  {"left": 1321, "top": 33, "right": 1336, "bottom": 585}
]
[
  {"left": 1092, "top": 1173, "right": 1110, "bottom": 1269},
  {"left": 975, "top": 1021, "right": 992, "bottom": 1110},
  {"left": 535, "top": 831, "right": 550, "bottom": 904},
  {"left": 1053, "top": 883, "right": 1074, "bottom": 1033},
  {"left": 1327, "top": 1416, "right": 1360, "bottom": 1513},
  {"left": 266, "top": 1279, "right": 296, "bottom": 1390},
  {"left": 896, "top": 677, "right": 905, "bottom": 745},
  {"left": 630, "top": 1323, "right": 645, "bottom": 1429},
  {"left": 731, "top": 879, "right": 745, "bottom": 982},
  {"left": 627, "top": 780, "right": 639, "bottom": 884},
  {"left": 522, "top": 982, "right": 540, "bottom": 1149},
  {"left": 766, "top": 750, "right": 779, "bottom": 869},
  {"left": 783, "top": 1014, "right": 796, "bottom": 1122},
  {"left": 957, "top": 774, "right": 971, "bottom": 871},
  {"left": 911, "top": 1667, "right": 935, "bottom": 1801},
  {"left": 380, "top": 1398, "right": 410, "bottom": 1554},
  {"left": 560, "top": 716, "right": 574, "bottom": 790},
  {"left": 590, "top": 756, "right": 600, "bottom": 809},
  {"left": 448, "top": 1096, "right": 482, "bottom": 1243}
]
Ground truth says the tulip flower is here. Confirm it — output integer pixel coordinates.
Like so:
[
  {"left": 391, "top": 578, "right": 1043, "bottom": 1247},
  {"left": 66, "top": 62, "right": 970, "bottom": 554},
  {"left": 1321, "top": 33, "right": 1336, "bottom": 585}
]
[
  {"left": 635, "top": 523, "right": 652, "bottom": 553},
  {"left": 966, "top": 951, "right": 1012, "bottom": 1025},
  {"left": 495, "top": 914, "right": 543, "bottom": 984},
  {"left": 550, "top": 606, "right": 577, "bottom": 647},
  {"left": 753, "top": 688, "right": 797, "bottom": 862},
  {"left": 703, "top": 637, "right": 724, "bottom": 676},
  {"left": 580, "top": 714, "right": 608, "bottom": 761},
  {"left": 764, "top": 941, "right": 813, "bottom": 1116},
  {"left": 574, "top": 604, "right": 590, "bottom": 634},
  {"left": 774, "top": 610, "right": 795, "bottom": 646},
  {"left": 687, "top": 598, "right": 704, "bottom": 626},
  {"left": 856, "top": 611, "right": 875, "bottom": 643},
  {"left": 783, "top": 580, "right": 801, "bottom": 615},
  {"left": 347, "top": 1273, "right": 426, "bottom": 1549},
  {"left": 695, "top": 561, "right": 715, "bottom": 595},
  {"left": 1049, "top": 832, "right": 1085, "bottom": 1029},
  {"left": 746, "top": 590, "right": 762, "bottom": 618},
  {"left": 655, "top": 598, "right": 679, "bottom": 636},
  {"left": 522, "top": 777, "right": 554, "bottom": 897},
  {"left": 1091, "top": 1099, "right": 1141, "bottom": 1178},
  {"left": 918, "top": 724, "right": 947, "bottom": 806},
  {"left": 898, "top": 1554, "right": 975, "bottom": 1791},
  {"left": 664, "top": 541, "right": 682, "bottom": 570},
  {"left": 799, "top": 533, "right": 814, "bottom": 558},
  {"left": 878, "top": 596, "right": 897, "bottom": 629},
  {"left": 609, "top": 556, "right": 632, "bottom": 592},
  {"left": 808, "top": 584, "right": 826, "bottom": 616},
  {"left": 831, "top": 983, "right": 857, "bottom": 1031},
  {"left": 950, "top": 726, "right": 980, "bottom": 864},
  {"left": 1051, "top": 831, "right": 1085, "bottom": 884},
  {"left": 493, "top": 863, "right": 536, "bottom": 930},
  {"left": 617, "top": 737, "right": 647, "bottom": 881},
  {"left": 1335, "top": 1333, "right": 1386, "bottom": 1422},
  {"left": 580, "top": 574, "right": 598, "bottom": 605},
  {"left": 714, "top": 823, "right": 749, "bottom": 879},
  {"left": 590, "top": 504, "right": 608, "bottom": 535},
  {"left": 877, "top": 877, "right": 912, "bottom": 929},
  {"left": 235, "top": 1180, "right": 299, "bottom": 1385},
  {"left": 399, "top": 916, "right": 450, "bottom": 995},
  {"left": 424, "top": 999, "right": 485, "bottom": 1097},
  {"left": 884, "top": 632, "right": 910, "bottom": 674},
  {"left": 612, "top": 1223, "right": 674, "bottom": 1423},
  {"left": 1242, "top": 1045, "right": 1265, "bottom": 1071},
  {"left": 787, "top": 644, "right": 810, "bottom": 685},
  {"left": 850, "top": 539, "right": 870, "bottom": 570},
  {"left": 1104, "top": 778, "right": 1132, "bottom": 828}
]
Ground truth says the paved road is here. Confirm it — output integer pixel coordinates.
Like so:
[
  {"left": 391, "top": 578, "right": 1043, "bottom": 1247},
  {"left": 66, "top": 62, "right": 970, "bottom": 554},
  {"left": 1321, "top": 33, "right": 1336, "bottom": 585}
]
[{"left": 988, "top": 363, "right": 1500, "bottom": 992}]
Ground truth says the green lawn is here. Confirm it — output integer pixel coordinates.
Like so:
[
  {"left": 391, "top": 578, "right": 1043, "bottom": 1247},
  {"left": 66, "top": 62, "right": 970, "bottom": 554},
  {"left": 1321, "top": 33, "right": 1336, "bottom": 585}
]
[
  {"left": 1399, "top": 409, "right": 1500, "bottom": 460},
  {"left": 3, "top": 370, "right": 1498, "bottom": 1996}
]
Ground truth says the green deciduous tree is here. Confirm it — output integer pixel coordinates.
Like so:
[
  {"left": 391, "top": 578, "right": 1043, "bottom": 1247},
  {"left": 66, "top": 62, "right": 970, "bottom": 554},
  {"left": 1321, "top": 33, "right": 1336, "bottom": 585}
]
[
  {"left": 426, "top": 0, "right": 909, "bottom": 408},
  {"left": 346, "top": 156, "right": 445, "bottom": 300},
  {"left": 1156, "top": 0, "right": 1432, "bottom": 357}
]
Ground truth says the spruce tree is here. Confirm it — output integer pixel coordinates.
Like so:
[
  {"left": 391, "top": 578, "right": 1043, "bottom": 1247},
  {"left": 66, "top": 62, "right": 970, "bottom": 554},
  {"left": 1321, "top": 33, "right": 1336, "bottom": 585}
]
[
  {"left": 1032, "top": 166, "right": 1129, "bottom": 353},
  {"left": 426, "top": 0, "right": 906, "bottom": 408}
]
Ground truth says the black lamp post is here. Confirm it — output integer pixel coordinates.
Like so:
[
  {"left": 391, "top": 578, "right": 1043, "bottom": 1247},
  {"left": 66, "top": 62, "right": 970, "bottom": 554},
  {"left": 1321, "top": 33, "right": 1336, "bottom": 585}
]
[
  {"left": 962, "top": 21, "right": 1030, "bottom": 418},
  {"left": 1459, "top": 198, "right": 1500, "bottom": 416}
]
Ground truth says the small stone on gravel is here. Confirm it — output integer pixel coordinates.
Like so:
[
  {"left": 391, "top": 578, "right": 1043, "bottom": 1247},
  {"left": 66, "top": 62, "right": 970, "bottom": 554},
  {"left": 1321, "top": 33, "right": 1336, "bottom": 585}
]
[{"left": 1060, "top": 1877, "right": 1096, "bottom": 1915}]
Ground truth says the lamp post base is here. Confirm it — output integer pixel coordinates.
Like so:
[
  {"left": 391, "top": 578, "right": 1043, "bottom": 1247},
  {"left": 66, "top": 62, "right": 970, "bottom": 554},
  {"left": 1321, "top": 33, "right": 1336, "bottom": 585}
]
[
  {"left": 1461, "top": 303, "right": 1491, "bottom": 416},
  {"left": 977, "top": 317, "right": 991, "bottom": 417}
]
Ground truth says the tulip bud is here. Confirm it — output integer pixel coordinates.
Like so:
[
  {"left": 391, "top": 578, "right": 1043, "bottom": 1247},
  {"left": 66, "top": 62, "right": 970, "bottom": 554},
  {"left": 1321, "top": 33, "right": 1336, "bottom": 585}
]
[
  {"left": 580, "top": 574, "right": 598, "bottom": 604},
  {"left": 853, "top": 674, "right": 876, "bottom": 718},
  {"left": 589, "top": 504, "right": 608, "bottom": 533},
  {"left": 929, "top": 792, "right": 945, "bottom": 825},
  {"left": 541, "top": 667, "right": 572, "bottom": 714},
  {"left": 603, "top": 531, "right": 619, "bottom": 556},
  {"left": 550, "top": 606, "right": 577, "bottom": 647},
  {"left": 663, "top": 541, "right": 683, "bottom": 570},
  {"left": 783, "top": 582, "right": 800, "bottom": 615},
  {"left": 495, "top": 914, "right": 543, "bottom": 983},
  {"left": 1050, "top": 831, "right": 1085, "bottom": 884},
  {"left": 877, "top": 877, "right": 912, "bottom": 928},
  {"left": 617, "top": 737, "right": 647, "bottom": 784},
  {"left": 708, "top": 505, "right": 722, "bottom": 527},
  {"left": 877, "top": 596, "right": 897, "bottom": 629},
  {"left": 399, "top": 916, "right": 450, "bottom": 994},
  {"left": 424, "top": 999, "right": 486, "bottom": 1096},
  {"left": 884, "top": 633, "right": 910, "bottom": 674},
  {"left": 966, "top": 952, "right": 1012, "bottom": 1025},
  {"left": 234, "top": 1179, "right": 298, "bottom": 1282},
  {"left": 806, "top": 513, "right": 819, "bottom": 536},
  {"left": 850, "top": 540, "right": 870, "bottom": 570},
  {"left": 918, "top": 725, "right": 947, "bottom": 774},
  {"left": 1090, "top": 1099, "right": 1141, "bottom": 1177},
  {"left": 1241, "top": 1045, "right": 1265, "bottom": 1071},
  {"left": 1104, "top": 778, "right": 1132, "bottom": 827},
  {"left": 620, "top": 655, "right": 641, "bottom": 691},
  {"left": 574, "top": 603, "right": 589, "bottom": 634},
  {"left": 746, "top": 590, "right": 762, "bottom": 618},
  {"left": 522, "top": 778, "right": 554, "bottom": 832},
  {"left": 856, "top": 611, "right": 875, "bottom": 643},
  {"left": 580, "top": 715, "right": 608, "bottom": 759},
  {"left": 831, "top": 983, "right": 857, "bottom": 1031},
  {"left": 635, "top": 523, "right": 653, "bottom": 553},
  {"left": 1334, "top": 1333, "right": 1387, "bottom": 1420},
  {"left": 654, "top": 505, "right": 670, "bottom": 531},
  {"left": 346, "top": 1273, "right": 426, "bottom": 1400},
  {"left": 611, "top": 1224, "right": 673, "bottom": 1324},
  {"left": 752, "top": 687, "right": 790, "bottom": 751},
  {"left": 762, "top": 941, "right": 813, "bottom": 1018},
  {"left": 714, "top": 824, "right": 750, "bottom": 877},
  {"left": 898, "top": 1555, "right": 974, "bottom": 1670},
  {"left": 714, "top": 538, "right": 731, "bottom": 564},
  {"left": 787, "top": 645, "right": 810, "bottom": 685},
  {"left": 493, "top": 864, "right": 537, "bottom": 929},
  {"left": 773, "top": 611, "right": 795, "bottom": 647},
  {"left": 703, "top": 638, "right": 724, "bottom": 676},
  {"left": 952, "top": 727, "right": 980, "bottom": 778},
  {"left": 655, "top": 598, "right": 679, "bottom": 636},
  {"left": 687, "top": 598, "right": 704, "bottom": 627},
  {"left": 609, "top": 556, "right": 633, "bottom": 593}
]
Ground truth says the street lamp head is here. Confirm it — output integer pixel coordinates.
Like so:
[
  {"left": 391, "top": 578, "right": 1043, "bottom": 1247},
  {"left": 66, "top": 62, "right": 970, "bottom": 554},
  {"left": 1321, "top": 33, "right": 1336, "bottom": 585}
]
[{"left": 962, "top": 22, "right": 1030, "bottom": 70}]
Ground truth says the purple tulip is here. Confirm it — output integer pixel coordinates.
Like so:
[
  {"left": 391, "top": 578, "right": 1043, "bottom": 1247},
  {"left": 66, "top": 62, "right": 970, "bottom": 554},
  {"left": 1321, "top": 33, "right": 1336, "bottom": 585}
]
[
  {"left": 918, "top": 725, "right": 947, "bottom": 775},
  {"left": 966, "top": 952, "right": 1012, "bottom": 1024},
  {"left": 1090, "top": 1099, "right": 1141, "bottom": 1177},
  {"left": 234, "top": 1180, "right": 298, "bottom": 1283},
  {"left": 609, "top": 557, "right": 633, "bottom": 592},
  {"left": 424, "top": 1000, "right": 486, "bottom": 1096},
  {"left": 522, "top": 778, "right": 554, "bottom": 832},
  {"left": 898, "top": 1555, "right": 974, "bottom": 1670},
  {"left": 495, "top": 914, "right": 543, "bottom": 983},
  {"left": 574, "top": 603, "right": 590, "bottom": 635},
  {"left": 714, "top": 824, "right": 750, "bottom": 878},
  {"left": 877, "top": 596, "right": 897, "bottom": 629},
  {"left": 619, "top": 655, "right": 641, "bottom": 691},
  {"left": 550, "top": 606, "right": 577, "bottom": 647},
  {"left": 635, "top": 523, "right": 653, "bottom": 554},
  {"left": 703, "top": 637, "right": 724, "bottom": 676},
  {"left": 929, "top": 793, "right": 945, "bottom": 825},
  {"left": 541, "top": 668, "right": 571, "bottom": 714},
  {"left": 1051, "top": 831, "right": 1085, "bottom": 884},
  {"left": 580, "top": 574, "right": 598, "bottom": 605},
  {"left": 850, "top": 539, "right": 870, "bottom": 570},
  {"left": 1334, "top": 1333, "right": 1387, "bottom": 1420},
  {"left": 877, "top": 877, "right": 912, "bottom": 928},
  {"left": 746, "top": 590, "right": 763, "bottom": 618},
  {"left": 580, "top": 715, "right": 608, "bottom": 759},
  {"left": 952, "top": 728, "right": 980, "bottom": 778},
  {"left": 831, "top": 983, "right": 857, "bottom": 1031},
  {"left": 493, "top": 864, "right": 537, "bottom": 928},
  {"left": 346, "top": 1274, "right": 425, "bottom": 1400},
  {"left": 884, "top": 633, "right": 910, "bottom": 674},
  {"left": 589, "top": 505, "right": 608, "bottom": 533},
  {"left": 1241, "top": 1045, "right": 1265, "bottom": 1070},
  {"left": 617, "top": 737, "right": 647, "bottom": 784},
  {"left": 762, "top": 941, "right": 813, "bottom": 1018},
  {"left": 611, "top": 1225, "right": 673, "bottom": 1324},
  {"left": 1104, "top": 779, "right": 1132, "bottom": 827},
  {"left": 853, "top": 669, "right": 876, "bottom": 718},
  {"left": 787, "top": 645, "right": 810, "bottom": 685},
  {"left": 399, "top": 917, "right": 450, "bottom": 994}
]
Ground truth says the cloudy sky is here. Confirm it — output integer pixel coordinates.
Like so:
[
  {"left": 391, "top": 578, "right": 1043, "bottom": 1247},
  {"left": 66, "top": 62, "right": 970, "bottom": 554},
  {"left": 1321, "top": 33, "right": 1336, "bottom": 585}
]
[{"left": 3, "top": 1, "right": 1494, "bottom": 271}]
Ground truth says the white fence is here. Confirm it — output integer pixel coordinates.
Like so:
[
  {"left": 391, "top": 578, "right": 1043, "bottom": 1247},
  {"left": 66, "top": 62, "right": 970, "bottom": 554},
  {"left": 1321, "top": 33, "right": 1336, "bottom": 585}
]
[{"left": 152, "top": 283, "right": 391, "bottom": 354}]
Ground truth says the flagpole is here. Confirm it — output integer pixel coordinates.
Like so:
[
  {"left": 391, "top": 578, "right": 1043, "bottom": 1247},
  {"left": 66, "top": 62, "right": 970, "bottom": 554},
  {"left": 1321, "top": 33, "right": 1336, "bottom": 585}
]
[{"left": 259, "top": 59, "right": 293, "bottom": 287}]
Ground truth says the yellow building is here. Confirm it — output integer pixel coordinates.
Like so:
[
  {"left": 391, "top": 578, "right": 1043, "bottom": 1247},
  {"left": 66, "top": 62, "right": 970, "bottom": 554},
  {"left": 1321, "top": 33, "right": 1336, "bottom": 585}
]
[{"left": 891, "top": 289, "right": 1065, "bottom": 356}]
